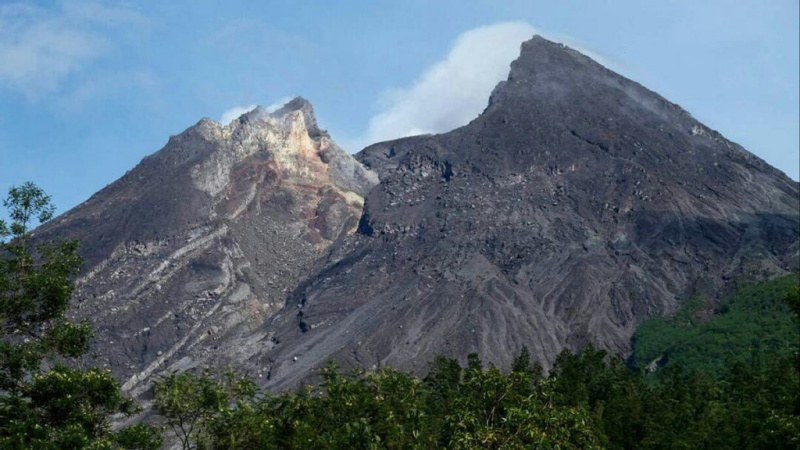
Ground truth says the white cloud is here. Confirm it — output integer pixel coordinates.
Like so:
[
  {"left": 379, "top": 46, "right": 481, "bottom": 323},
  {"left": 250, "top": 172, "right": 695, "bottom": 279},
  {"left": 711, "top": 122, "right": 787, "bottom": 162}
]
[
  {"left": 356, "top": 22, "right": 536, "bottom": 148},
  {"left": 220, "top": 105, "right": 257, "bottom": 125},
  {"left": 0, "top": 1, "right": 145, "bottom": 98},
  {"left": 220, "top": 96, "right": 293, "bottom": 124},
  {"left": 347, "top": 22, "right": 620, "bottom": 151},
  {"left": 264, "top": 96, "right": 294, "bottom": 113}
]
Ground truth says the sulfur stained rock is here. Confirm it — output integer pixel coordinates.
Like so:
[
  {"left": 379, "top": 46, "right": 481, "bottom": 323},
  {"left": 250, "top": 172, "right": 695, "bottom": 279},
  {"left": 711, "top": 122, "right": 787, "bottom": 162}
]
[{"left": 33, "top": 97, "right": 377, "bottom": 397}]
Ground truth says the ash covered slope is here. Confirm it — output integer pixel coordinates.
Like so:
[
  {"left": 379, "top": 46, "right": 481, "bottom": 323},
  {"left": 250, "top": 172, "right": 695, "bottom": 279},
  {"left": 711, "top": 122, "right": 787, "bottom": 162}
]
[
  {"left": 33, "top": 98, "right": 378, "bottom": 396},
  {"left": 253, "top": 36, "right": 799, "bottom": 390}
]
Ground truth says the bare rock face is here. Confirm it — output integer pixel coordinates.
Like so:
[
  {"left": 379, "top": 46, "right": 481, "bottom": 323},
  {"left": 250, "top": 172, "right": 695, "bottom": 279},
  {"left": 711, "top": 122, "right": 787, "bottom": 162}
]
[
  {"left": 245, "top": 36, "right": 799, "bottom": 390},
  {"left": 33, "top": 98, "right": 378, "bottom": 396}
]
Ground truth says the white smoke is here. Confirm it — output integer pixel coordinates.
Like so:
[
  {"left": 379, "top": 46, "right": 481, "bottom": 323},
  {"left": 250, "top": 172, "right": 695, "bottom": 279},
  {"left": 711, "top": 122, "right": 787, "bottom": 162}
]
[
  {"left": 344, "top": 22, "right": 618, "bottom": 152},
  {"left": 220, "top": 96, "right": 293, "bottom": 124}
]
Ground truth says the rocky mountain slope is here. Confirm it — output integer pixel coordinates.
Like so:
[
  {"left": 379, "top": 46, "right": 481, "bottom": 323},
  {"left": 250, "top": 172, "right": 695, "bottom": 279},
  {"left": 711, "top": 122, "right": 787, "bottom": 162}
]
[
  {"left": 33, "top": 98, "right": 378, "bottom": 396},
  {"left": 34, "top": 36, "right": 799, "bottom": 396},
  {"left": 240, "top": 36, "right": 799, "bottom": 390}
]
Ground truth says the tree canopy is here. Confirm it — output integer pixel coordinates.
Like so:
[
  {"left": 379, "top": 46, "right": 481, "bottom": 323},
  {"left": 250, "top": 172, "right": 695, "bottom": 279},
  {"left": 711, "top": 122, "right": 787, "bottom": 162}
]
[{"left": 0, "top": 182, "right": 161, "bottom": 450}]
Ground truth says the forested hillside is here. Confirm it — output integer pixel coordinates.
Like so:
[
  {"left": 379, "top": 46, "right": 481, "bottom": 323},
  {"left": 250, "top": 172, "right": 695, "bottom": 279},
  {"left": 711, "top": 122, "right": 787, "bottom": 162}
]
[{"left": 632, "top": 275, "right": 799, "bottom": 378}]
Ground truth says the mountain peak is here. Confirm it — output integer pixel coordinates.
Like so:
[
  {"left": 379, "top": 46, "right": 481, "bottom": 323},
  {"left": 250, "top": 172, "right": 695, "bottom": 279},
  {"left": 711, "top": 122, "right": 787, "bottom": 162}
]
[
  {"left": 271, "top": 96, "right": 319, "bottom": 134},
  {"left": 487, "top": 35, "right": 695, "bottom": 125},
  {"left": 264, "top": 34, "right": 799, "bottom": 389},
  {"left": 236, "top": 96, "right": 322, "bottom": 137},
  {"left": 522, "top": 35, "right": 592, "bottom": 60},
  {"left": 35, "top": 90, "right": 379, "bottom": 396},
  {"left": 272, "top": 96, "right": 314, "bottom": 114}
]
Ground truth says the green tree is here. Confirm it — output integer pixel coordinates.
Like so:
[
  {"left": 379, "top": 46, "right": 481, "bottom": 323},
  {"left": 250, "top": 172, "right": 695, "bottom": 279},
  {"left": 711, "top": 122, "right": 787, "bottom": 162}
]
[
  {"left": 157, "top": 354, "right": 601, "bottom": 450},
  {"left": 153, "top": 369, "right": 256, "bottom": 450},
  {"left": 0, "top": 182, "right": 161, "bottom": 449}
]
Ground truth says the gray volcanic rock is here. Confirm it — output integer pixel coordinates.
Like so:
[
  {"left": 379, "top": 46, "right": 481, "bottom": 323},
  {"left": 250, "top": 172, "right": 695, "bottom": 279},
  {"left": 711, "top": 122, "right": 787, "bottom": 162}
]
[
  {"left": 246, "top": 36, "right": 799, "bottom": 390},
  {"left": 33, "top": 98, "right": 378, "bottom": 396}
]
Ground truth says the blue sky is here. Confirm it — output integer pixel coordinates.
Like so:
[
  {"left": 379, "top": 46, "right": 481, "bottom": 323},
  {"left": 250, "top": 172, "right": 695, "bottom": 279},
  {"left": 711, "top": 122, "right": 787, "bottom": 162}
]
[{"left": 0, "top": 0, "right": 798, "bottom": 218}]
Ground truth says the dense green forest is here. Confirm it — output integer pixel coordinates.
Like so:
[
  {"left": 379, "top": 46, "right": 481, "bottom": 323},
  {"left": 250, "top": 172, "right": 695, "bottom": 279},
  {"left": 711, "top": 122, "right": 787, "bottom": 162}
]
[
  {"left": 2, "top": 183, "right": 799, "bottom": 449},
  {"left": 632, "top": 275, "right": 800, "bottom": 379}
]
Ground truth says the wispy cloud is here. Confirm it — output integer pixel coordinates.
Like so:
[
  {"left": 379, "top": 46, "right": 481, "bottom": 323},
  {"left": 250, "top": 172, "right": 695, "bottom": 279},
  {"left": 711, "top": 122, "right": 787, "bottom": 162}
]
[
  {"left": 221, "top": 105, "right": 257, "bottom": 124},
  {"left": 0, "top": 1, "right": 146, "bottom": 98},
  {"left": 355, "top": 22, "right": 536, "bottom": 148},
  {"left": 220, "top": 96, "right": 293, "bottom": 124},
  {"left": 345, "top": 21, "right": 620, "bottom": 152}
]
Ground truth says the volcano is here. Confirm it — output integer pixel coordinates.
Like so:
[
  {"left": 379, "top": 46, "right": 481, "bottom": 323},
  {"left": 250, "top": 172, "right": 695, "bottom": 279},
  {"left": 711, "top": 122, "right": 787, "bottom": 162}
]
[
  {"left": 36, "top": 36, "right": 799, "bottom": 394},
  {"left": 246, "top": 36, "right": 799, "bottom": 389}
]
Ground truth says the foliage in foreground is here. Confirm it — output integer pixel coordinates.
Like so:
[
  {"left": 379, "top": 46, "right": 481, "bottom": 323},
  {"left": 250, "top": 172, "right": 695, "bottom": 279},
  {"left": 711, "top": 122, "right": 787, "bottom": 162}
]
[
  {"left": 155, "top": 282, "right": 799, "bottom": 450},
  {"left": 155, "top": 351, "right": 600, "bottom": 449},
  {"left": 0, "top": 183, "right": 161, "bottom": 449}
]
